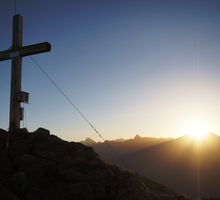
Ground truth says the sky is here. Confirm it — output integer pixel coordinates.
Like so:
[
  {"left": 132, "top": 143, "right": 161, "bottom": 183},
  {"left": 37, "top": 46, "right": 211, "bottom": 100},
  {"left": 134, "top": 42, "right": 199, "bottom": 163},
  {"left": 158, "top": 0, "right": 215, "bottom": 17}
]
[{"left": 1, "top": 0, "right": 220, "bottom": 141}]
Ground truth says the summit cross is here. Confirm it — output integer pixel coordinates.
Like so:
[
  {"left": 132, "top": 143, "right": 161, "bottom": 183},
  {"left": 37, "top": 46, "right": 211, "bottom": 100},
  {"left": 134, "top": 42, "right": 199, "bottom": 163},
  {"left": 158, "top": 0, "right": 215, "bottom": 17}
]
[{"left": 0, "top": 14, "right": 51, "bottom": 132}]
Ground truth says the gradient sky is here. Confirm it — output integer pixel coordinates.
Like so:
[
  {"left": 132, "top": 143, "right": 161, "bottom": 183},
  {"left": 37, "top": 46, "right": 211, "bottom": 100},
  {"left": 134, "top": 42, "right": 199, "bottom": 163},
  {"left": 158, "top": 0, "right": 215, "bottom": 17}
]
[{"left": 1, "top": 0, "right": 220, "bottom": 141}]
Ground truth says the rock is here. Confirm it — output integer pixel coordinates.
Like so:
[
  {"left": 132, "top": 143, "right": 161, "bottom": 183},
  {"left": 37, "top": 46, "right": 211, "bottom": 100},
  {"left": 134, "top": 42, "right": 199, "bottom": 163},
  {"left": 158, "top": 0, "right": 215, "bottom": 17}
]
[
  {"left": 0, "top": 185, "right": 20, "bottom": 200},
  {"left": 4, "top": 172, "right": 28, "bottom": 196},
  {"left": 33, "top": 128, "right": 50, "bottom": 136}
]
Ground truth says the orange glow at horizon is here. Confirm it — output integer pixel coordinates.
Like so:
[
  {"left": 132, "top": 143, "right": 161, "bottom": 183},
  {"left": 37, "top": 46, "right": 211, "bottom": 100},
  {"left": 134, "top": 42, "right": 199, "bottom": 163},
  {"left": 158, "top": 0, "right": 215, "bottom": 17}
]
[{"left": 177, "top": 117, "right": 213, "bottom": 141}]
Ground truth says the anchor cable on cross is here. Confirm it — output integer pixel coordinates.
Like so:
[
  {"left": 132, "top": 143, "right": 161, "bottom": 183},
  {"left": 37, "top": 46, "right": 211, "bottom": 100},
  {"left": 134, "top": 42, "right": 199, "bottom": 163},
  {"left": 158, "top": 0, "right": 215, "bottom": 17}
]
[
  {"left": 1, "top": 13, "right": 126, "bottom": 169},
  {"left": 0, "top": 14, "right": 51, "bottom": 132}
]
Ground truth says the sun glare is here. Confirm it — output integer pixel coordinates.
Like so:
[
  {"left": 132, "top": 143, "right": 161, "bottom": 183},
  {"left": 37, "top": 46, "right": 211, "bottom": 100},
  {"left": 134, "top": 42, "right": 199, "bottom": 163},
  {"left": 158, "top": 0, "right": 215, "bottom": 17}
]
[{"left": 187, "top": 119, "right": 210, "bottom": 140}]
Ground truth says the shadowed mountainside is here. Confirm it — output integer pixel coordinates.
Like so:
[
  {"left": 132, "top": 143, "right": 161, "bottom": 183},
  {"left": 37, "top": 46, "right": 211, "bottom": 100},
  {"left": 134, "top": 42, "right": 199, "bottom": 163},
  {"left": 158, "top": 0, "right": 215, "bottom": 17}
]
[
  {"left": 81, "top": 135, "right": 171, "bottom": 165},
  {"left": 85, "top": 134, "right": 220, "bottom": 199},
  {"left": 0, "top": 128, "right": 188, "bottom": 200}
]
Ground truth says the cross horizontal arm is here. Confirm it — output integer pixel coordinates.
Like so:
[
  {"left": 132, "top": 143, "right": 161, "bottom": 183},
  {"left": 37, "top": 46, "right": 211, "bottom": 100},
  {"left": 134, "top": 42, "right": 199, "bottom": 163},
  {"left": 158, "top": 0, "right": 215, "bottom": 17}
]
[
  {"left": 0, "top": 42, "right": 51, "bottom": 61},
  {"left": 0, "top": 50, "right": 10, "bottom": 61},
  {"left": 19, "top": 42, "right": 51, "bottom": 58}
]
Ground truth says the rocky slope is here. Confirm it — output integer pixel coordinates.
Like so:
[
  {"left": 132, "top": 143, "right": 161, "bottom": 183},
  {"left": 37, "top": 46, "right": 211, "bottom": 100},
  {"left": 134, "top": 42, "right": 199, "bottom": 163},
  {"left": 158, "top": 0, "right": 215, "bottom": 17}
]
[{"left": 0, "top": 128, "right": 188, "bottom": 200}]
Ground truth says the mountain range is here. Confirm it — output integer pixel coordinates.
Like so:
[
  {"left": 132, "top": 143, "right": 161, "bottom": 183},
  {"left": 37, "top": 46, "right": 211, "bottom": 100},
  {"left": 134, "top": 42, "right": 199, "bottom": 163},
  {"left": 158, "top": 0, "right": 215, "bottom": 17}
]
[{"left": 82, "top": 133, "right": 220, "bottom": 199}]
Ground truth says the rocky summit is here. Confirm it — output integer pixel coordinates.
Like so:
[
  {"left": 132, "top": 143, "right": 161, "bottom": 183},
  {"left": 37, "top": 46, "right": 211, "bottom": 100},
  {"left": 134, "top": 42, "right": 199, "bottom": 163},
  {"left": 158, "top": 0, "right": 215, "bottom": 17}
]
[{"left": 0, "top": 128, "right": 188, "bottom": 200}]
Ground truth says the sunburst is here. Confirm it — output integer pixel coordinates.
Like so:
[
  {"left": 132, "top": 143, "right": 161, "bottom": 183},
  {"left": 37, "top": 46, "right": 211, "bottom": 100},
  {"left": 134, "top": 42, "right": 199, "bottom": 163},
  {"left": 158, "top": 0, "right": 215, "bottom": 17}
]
[{"left": 187, "top": 119, "right": 210, "bottom": 140}]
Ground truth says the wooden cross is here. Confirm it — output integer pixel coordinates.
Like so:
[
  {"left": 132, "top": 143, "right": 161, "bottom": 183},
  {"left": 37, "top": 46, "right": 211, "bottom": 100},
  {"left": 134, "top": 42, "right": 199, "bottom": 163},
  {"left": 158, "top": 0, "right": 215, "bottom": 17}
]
[{"left": 0, "top": 14, "right": 51, "bottom": 132}]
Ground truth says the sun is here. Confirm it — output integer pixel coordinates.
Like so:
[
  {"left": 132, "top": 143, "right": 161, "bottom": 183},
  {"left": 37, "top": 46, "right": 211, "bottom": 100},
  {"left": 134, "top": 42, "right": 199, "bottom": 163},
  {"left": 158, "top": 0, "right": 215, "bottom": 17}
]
[
  {"left": 189, "top": 124, "right": 207, "bottom": 139},
  {"left": 178, "top": 117, "right": 212, "bottom": 140},
  {"left": 186, "top": 119, "right": 210, "bottom": 140}
]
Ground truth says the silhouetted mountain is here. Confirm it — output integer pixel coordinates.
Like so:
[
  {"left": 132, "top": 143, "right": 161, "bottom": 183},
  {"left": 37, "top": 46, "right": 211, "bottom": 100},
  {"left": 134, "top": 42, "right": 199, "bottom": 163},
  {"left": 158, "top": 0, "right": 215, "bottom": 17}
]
[
  {"left": 92, "top": 135, "right": 171, "bottom": 165},
  {"left": 90, "top": 133, "right": 220, "bottom": 199},
  {"left": 134, "top": 134, "right": 142, "bottom": 140},
  {"left": 0, "top": 129, "right": 188, "bottom": 200},
  {"left": 80, "top": 137, "right": 96, "bottom": 146}
]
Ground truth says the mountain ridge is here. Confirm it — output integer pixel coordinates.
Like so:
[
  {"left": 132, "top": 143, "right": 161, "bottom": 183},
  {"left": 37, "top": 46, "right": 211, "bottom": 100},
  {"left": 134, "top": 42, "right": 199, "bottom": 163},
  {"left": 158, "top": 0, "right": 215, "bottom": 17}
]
[{"left": 86, "top": 133, "right": 220, "bottom": 198}]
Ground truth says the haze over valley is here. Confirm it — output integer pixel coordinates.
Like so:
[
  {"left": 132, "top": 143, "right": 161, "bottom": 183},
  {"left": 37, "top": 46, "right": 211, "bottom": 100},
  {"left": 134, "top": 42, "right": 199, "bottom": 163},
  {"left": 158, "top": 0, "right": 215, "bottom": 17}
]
[{"left": 82, "top": 133, "right": 220, "bottom": 198}]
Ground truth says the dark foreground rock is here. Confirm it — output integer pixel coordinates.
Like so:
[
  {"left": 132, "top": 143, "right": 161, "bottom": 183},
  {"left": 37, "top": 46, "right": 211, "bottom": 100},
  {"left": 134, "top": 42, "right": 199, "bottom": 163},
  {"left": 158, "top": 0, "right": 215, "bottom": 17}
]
[{"left": 0, "top": 128, "right": 189, "bottom": 200}]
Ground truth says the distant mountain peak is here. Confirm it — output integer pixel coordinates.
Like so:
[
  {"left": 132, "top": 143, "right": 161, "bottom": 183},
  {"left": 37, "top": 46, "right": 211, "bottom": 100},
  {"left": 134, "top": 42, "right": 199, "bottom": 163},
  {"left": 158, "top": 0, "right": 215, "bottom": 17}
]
[
  {"left": 206, "top": 132, "right": 219, "bottom": 138},
  {"left": 134, "top": 134, "right": 142, "bottom": 140},
  {"left": 80, "top": 137, "right": 96, "bottom": 146},
  {"left": 85, "top": 137, "right": 96, "bottom": 143}
]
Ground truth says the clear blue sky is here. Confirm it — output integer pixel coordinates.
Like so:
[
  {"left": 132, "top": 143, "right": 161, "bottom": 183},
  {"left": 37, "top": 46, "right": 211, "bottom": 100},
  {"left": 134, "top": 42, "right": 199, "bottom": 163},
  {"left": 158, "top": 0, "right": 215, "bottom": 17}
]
[{"left": 1, "top": 0, "right": 220, "bottom": 141}]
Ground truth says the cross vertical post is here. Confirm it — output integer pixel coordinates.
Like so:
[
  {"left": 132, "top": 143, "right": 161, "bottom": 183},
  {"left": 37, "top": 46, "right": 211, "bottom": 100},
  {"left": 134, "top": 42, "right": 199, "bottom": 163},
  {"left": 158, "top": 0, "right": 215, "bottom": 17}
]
[{"left": 9, "top": 15, "right": 23, "bottom": 132}]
